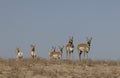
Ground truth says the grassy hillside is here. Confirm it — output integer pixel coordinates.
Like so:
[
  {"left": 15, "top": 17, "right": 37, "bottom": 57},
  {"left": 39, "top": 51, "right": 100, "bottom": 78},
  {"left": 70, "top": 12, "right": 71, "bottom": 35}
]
[{"left": 0, "top": 58, "right": 120, "bottom": 78}]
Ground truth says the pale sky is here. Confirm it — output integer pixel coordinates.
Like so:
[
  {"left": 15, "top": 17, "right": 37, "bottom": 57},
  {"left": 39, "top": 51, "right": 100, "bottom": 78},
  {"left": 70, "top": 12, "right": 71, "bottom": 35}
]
[{"left": 0, "top": 0, "right": 120, "bottom": 60}]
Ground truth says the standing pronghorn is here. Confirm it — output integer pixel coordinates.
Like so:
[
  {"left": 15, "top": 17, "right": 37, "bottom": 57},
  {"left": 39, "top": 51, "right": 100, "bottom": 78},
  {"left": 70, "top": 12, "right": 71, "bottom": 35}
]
[
  {"left": 30, "top": 44, "right": 36, "bottom": 59},
  {"left": 77, "top": 37, "right": 92, "bottom": 60},
  {"left": 16, "top": 48, "right": 23, "bottom": 61},
  {"left": 66, "top": 36, "right": 74, "bottom": 59},
  {"left": 49, "top": 46, "right": 64, "bottom": 60}
]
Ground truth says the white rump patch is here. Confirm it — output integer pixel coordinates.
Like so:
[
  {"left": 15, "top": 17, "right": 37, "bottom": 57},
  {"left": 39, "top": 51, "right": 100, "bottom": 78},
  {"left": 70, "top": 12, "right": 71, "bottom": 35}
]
[
  {"left": 70, "top": 47, "right": 74, "bottom": 51},
  {"left": 86, "top": 48, "right": 89, "bottom": 51},
  {"left": 53, "top": 54, "right": 58, "bottom": 58},
  {"left": 52, "top": 54, "right": 61, "bottom": 59},
  {"left": 79, "top": 47, "right": 85, "bottom": 51},
  {"left": 79, "top": 47, "right": 89, "bottom": 51},
  {"left": 31, "top": 51, "right": 36, "bottom": 56},
  {"left": 18, "top": 52, "right": 23, "bottom": 57}
]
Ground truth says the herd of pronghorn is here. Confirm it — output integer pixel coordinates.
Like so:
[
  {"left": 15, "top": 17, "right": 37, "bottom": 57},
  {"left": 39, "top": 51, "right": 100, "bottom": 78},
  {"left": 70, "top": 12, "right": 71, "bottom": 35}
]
[{"left": 16, "top": 36, "right": 92, "bottom": 61}]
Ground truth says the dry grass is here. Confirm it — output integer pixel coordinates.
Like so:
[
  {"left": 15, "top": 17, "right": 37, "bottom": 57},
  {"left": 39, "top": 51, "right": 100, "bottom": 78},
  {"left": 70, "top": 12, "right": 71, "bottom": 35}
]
[{"left": 0, "top": 58, "right": 120, "bottom": 78}]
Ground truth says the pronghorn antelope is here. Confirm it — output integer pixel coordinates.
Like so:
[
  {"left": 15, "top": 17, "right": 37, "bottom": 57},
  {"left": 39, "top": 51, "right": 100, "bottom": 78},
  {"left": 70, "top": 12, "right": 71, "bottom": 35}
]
[
  {"left": 77, "top": 37, "right": 92, "bottom": 60},
  {"left": 49, "top": 46, "right": 64, "bottom": 60},
  {"left": 66, "top": 36, "right": 74, "bottom": 59},
  {"left": 16, "top": 48, "right": 23, "bottom": 61},
  {"left": 30, "top": 44, "right": 36, "bottom": 59},
  {"left": 49, "top": 46, "right": 56, "bottom": 59}
]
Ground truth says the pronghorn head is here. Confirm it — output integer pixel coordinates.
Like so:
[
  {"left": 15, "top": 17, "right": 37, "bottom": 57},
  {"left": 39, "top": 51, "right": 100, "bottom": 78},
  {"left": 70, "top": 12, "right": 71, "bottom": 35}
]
[
  {"left": 68, "top": 36, "right": 74, "bottom": 44},
  {"left": 86, "top": 37, "right": 92, "bottom": 46},
  {"left": 31, "top": 44, "right": 35, "bottom": 51},
  {"left": 59, "top": 46, "right": 64, "bottom": 53},
  {"left": 16, "top": 48, "right": 20, "bottom": 53},
  {"left": 51, "top": 46, "right": 56, "bottom": 52}
]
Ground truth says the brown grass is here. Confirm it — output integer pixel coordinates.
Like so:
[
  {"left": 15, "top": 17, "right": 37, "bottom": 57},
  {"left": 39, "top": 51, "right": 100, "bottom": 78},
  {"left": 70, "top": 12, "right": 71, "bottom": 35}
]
[{"left": 0, "top": 58, "right": 120, "bottom": 78}]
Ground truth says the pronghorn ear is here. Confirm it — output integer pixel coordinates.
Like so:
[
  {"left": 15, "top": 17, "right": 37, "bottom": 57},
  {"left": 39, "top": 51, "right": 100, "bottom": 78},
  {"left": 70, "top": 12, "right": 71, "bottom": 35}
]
[
  {"left": 16, "top": 48, "right": 19, "bottom": 51},
  {"left": 86, "top": 37, "right": 92, "bottom": 41}
]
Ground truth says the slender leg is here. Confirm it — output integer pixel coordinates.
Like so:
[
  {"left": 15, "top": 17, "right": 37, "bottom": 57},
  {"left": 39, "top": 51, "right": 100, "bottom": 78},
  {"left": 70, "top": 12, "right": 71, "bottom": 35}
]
[
  {"left": 72, "top": 52, "right": 74, "bottom": 60},
  {"left": 86, "top": 53, "right": 88, "bottom": 61},
  {"left": 84, "top": 52, "right": 86, "bottom": 60},
  {"left": 79, "top": 51, "right": 82, "bottom": 61},
  {"left": 68, "top": 52, "right": 70, "bottom": 60},
  {"left": 79, "top": 52, "right": 80, "bottom": 60},
  {"left": 66, "top": 51, "right": 68, "bottom": 60}
]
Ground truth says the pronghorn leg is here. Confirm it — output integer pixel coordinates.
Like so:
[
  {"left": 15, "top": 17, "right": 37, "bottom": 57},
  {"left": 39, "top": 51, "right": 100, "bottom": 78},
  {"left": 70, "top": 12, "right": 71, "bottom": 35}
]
[
  {"left": 21, "top": 56, "right": 23, "bottom": 61},
  {"left": 86, "top": 53, "right": 88, "bottom": 61},
  {"left": 66, "top": 52, "right": 68, "bottom": 59},
  {"left": 84, "top": 52, "right": 86, "bottom": 60},
  {"left": 84, "top": 52, "right": 88, "bottom": 61},
  {"left": 69, "top": 52, "right": 71, "bottom": 60},
  {"left": 79, "top": 51, "right": 82, "bottom": 61},
  {"left": 68, "top": 52, "right": 70, "bottom": 60},
  {"left": 35, "top": 55, "right": 37, "bottom": 59},
  {"left": 72, "top": 52, "right": 74, "bottom": 60},
  {"left": 16, "top": 59, "right": 18, "bottom": 61}
]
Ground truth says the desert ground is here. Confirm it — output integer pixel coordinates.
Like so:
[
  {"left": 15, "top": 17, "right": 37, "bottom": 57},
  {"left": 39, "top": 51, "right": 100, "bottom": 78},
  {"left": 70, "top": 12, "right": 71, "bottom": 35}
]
[{"left": 0, "top": 58, "right": 120, "bottom": 78}]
